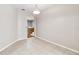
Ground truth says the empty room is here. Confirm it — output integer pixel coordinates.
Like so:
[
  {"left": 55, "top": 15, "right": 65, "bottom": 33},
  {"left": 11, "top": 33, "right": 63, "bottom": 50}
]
[{"left": 0, "top": 4, "right": 79, "bottom": 55}]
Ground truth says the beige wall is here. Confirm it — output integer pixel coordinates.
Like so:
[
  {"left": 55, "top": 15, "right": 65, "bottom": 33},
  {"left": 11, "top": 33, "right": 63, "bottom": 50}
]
[
  {"left": 37, "top": 5, "right": 79, "bottom": 51},
  {"left": 17, "top": 10, "right": 27, "bottom": 40},
  {"left": 0, "top": 5, "right": 17, "bottom": 49}
]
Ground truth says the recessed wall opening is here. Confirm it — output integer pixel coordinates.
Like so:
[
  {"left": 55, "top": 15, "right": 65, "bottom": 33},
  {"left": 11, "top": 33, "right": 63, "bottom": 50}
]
[{"left": 27, "top": 20, "right": 35, "bottom": 38}]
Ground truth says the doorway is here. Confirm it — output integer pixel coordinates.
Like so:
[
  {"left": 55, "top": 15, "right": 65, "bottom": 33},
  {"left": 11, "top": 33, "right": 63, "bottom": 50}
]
[{"left": 27, "top": 20, "right": 35, "bottom": 38}]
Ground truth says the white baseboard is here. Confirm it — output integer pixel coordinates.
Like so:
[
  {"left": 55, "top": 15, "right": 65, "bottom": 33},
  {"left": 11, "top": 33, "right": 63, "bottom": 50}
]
[
  {"left": 35, "top": 36, "right": 79, "bottom": 54},
  {"left": 0, "top": 39, "right": 23, "bottom": 52}
]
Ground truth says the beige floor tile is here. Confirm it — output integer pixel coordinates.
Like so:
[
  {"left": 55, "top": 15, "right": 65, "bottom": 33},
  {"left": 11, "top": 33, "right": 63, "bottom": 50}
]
[{"left": 0, "top": 37, "right": 78, "bottom": 55}]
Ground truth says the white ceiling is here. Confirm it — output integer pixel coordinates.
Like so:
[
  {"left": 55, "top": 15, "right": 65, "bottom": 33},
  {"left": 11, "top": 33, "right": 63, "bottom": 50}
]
[{"left": 14, "top": 4, "right": 54, "bottom": 13}]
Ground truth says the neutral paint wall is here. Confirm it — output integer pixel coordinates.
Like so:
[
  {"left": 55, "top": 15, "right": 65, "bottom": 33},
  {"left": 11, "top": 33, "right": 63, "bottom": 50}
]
[
  {"left": 37, "top": 5, "right": 79, "bottom": 51},
  {"left": 17, "top": 10, "right": 27, "bottom": 40},
  {"left": 0, "top": 5, "right": 17, "bottom": 49}
]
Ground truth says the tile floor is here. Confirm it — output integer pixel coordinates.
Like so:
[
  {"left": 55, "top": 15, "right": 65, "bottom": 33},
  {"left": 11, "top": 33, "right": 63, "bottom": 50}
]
[{"left": 0, "top": 37, "right": 78, "bottom": 55}]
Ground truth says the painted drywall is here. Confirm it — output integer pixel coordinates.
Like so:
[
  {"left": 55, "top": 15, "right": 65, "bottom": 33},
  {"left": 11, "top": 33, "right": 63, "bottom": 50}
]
[
  {"left": 0, "top": 5, "right": 17, "bottom": 49},
  {"left": 17, "top": 10, "right": 27, "bottom": 40},
  {"left": 37, "top": 5, "right": 79, "bottom": 51}
]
